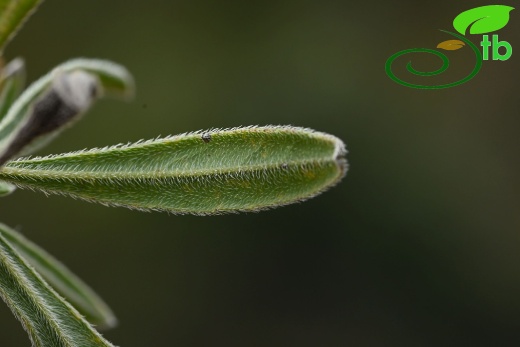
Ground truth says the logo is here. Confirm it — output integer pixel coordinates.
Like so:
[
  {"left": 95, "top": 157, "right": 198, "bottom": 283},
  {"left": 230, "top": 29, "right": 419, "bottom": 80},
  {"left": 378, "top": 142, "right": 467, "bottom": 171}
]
[{"left": 385, "top": 5, "right": 514, "bottom": 89}]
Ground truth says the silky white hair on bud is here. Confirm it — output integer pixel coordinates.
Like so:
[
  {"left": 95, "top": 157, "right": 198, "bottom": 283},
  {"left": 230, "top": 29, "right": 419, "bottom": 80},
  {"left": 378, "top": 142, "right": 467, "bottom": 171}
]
[{"left": 52, "top": 70, "right": 99, "bottom": 112}]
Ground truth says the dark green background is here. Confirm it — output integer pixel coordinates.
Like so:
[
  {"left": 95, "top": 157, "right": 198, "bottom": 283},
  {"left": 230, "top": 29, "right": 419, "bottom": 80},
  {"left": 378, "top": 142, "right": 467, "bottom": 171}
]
[{"left": 2, "top": 0, "right": 520, "bottom": 346}]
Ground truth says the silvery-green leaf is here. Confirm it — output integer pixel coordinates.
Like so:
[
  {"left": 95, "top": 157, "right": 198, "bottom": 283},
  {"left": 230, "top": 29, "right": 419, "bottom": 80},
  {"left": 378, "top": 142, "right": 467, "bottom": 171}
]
[
  {"left": 453, "top": 5, "right": 514, "bottom": 35},
  {"left": 0, "top": 223, "right": 117, "bottom": 329},
  {"left": 0, "top": 126, "right": 347, "bottom": 214},
  {"left": 0, "top": 57, "right": 25, "bottom": 122},
  {"left": 0, "top": 58, "right": 134, "bottom": 166},
  {"left": 0, "top": 180, "right": 14, "bottom": 196},
  {"left": 0, "top": 0, "right": 43, "bottom": 52},
  {"left": 0, "top": 226, "right": 116, "bottom": 347}
]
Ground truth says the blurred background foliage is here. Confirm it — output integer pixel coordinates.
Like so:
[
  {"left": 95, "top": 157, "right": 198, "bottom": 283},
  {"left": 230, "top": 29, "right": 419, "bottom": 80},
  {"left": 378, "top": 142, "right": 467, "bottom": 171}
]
[{"left": 1, "top": 0, "right": 520, "bottom": 346}]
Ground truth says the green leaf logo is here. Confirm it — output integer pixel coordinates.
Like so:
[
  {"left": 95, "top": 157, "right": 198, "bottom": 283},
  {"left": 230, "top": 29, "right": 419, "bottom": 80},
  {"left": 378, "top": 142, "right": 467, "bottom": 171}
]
[{"left": 453, "top": 5, "right": 514, "bottom": 35}]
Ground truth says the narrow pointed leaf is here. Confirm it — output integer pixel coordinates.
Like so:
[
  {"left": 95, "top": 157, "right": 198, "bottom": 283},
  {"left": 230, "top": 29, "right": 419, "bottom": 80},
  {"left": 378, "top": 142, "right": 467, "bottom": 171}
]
[
  {"left": 0, "top": 180, "right": 14, "bottom": 195},
  {"left": 0, "top": 228, "right": 115, "bottom": 347},
  {"left": 0, "top": 223, "right": 117, "bottom": 329},
  {"left": 453, "top": 5, "right": 514, "bottom": 35},
  {"left": 0, "top": 58, "right": 134, "bottom": 165},
  {"left": 0, "top": 0, "right": 43, "bottom": 52},
  {"left": 0, "top": 57, "right": 25, "bottom": 122},
  {"left": 0, "top": 126, "right": 347, "bottom": 214}
]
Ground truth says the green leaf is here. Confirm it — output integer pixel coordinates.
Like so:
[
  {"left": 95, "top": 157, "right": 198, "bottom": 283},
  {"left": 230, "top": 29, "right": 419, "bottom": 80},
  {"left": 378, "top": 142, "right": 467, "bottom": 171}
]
[
  {"left": 0, "top": 223, "right": 117, "bottom": 329},
  {"left": 0, "top": 57, "right": 25, "bottom": 122},
  {"left": 453, "top": 5, "right": 514, "bottom": 35},
  {"left": 0, "top": 126, "right": 347, "bottom": 214},
  {"left": 0, "top": 180, "right": 14, "bottom": 195},
  {"left": 0, "top": 225, "right": 115, "bottom": 347},
  {"left": 0, "top": 58, "right": 134, "bottom": 166},
  {"left": 0, "top": 0, "right": 43, "bottom": 52}
]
